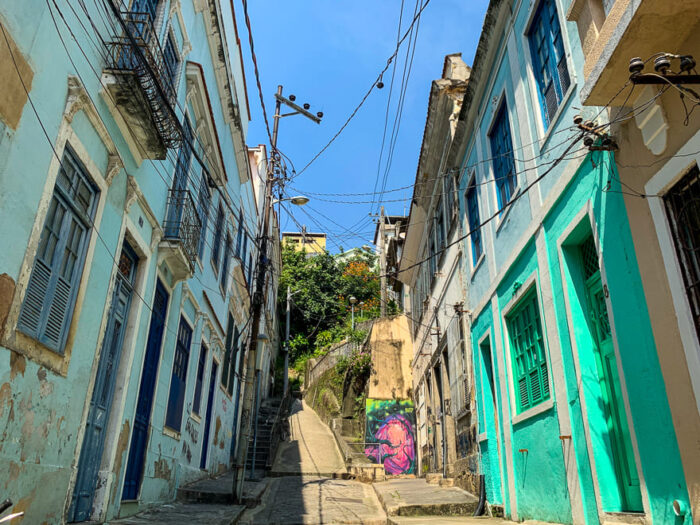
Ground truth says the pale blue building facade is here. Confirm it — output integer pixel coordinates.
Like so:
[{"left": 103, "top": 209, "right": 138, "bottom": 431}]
[
  {"left": 450, "top": 0, "right": 692, "bottom": 524},
  {"left": 0, "top": 0, "right": 263, "bottom": 522}
]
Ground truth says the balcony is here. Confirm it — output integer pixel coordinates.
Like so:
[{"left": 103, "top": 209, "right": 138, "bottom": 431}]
[
  {"left": 159, "top": 189, "right": 201, "bottom": 282},
  {"left": 103, "top": 10, "right": 181, "bottom": 160}
]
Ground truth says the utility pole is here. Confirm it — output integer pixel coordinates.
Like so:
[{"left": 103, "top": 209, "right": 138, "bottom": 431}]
[
  {"left": 379, "top": 206, "right": 387, "bottom": 317},
  {"left": 232, "top": 85, "right": 320, "bottom": 501}
]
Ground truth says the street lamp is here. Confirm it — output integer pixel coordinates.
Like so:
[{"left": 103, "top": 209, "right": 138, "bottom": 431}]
[
  {"left": 359, "top": 301, "right": 365, "bottom": 320},
  {"left": 349, "top": 296, "right": 357, "bottom": 331},
  {"left": 272, "top": 195, "right": 310, "bottom": 206}
]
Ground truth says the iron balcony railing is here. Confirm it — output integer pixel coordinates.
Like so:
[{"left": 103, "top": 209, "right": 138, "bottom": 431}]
[
  {"left": 104, "top": 10, "right": 181, "bottom": 150},
  {"left": 163, "top": 189, "right": 202, "bottom": 268}
]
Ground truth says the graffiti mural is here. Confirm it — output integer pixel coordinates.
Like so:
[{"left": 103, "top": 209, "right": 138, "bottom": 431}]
[{"left": 364, "top": 399, "right": 416, "bottom": 475}]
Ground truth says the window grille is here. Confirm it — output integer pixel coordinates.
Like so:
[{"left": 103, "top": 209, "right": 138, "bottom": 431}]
[{"left": 664, "top": 164, "right": 700, "bottom": 346}]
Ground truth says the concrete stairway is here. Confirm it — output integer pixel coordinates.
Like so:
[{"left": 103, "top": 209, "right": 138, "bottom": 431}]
[{"left": 245, "top": 398, "right": 281, "bottom": 479}]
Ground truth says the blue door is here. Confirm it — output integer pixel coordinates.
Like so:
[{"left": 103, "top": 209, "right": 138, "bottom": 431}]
[
  {"left": 164, "top": 316, "right": 193, "bottom": 431},
  {"left": 122, "top": 279, "right": 169, "bottom": 500},
  {"left": 200, "top": 360, "right": 218, "bottom": 469},
  {"left": 68, "top": 244, "right": 137, "bottom": 522}
]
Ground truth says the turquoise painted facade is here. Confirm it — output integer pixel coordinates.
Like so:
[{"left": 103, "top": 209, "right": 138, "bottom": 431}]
[
  {"left": 450, "top": 0, "right": 692, "bottom": 523},
  {"left": 0, "top": 1, "right": 271, "bottom": 523}
]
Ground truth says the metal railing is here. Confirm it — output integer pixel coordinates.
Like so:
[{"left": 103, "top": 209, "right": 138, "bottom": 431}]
[
  {"left": 266, "top": 392, "right": 292, "bottom": 470},
  {"left": 163, "top": 189, "right": 202, "bottom": 267},
  {"left": 104, "top": 10, "right": 181, "bottom": 150}
]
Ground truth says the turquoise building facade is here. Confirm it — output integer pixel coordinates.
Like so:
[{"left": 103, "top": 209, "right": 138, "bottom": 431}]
[
  {"left": 0, "top": 0, "right": 267, "bottom": 522},
  {"left": 448, "top": 0, "right": 692, "bottom": 523}
]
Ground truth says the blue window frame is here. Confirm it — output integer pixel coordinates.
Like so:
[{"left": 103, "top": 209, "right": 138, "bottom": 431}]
[
  {"left": 235, "top": 210, "right": 243, "bottom": 258},
  {"left": 131, "top": 0, "right": 159, "bottom": 20},
  {"left": 162, "top": 32, "right": 179, "bottom": 94},
  {"left": 220, "top": 231, "right": 231, "bottom": 293},
  {"left": 489, "top": 103, "right": 516, "bottom": 210},
  {"left": 528, "top": 0, "right": 570, "bottom": 127},
  {"left": 18, "top": 147, "right": 98, "bottom": 354},
  {"left": 465, "top": 179, "right": 482, "bottom": 266},
  {"left": 211, "top": 203, "right": 224, "bottom": 268},
  {"left": 192, "top": 342, "right": 207, "bottom": 416},
  {"left": 165, "top": 316, "right": 193, "bottom": 431},
  {"left": 197, "top": 173, "right": 210, "bottom": 259}
]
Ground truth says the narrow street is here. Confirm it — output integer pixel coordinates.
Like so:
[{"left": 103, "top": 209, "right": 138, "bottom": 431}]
[{"left": 239, "top": 399, "right": 386, "bottom": 524}]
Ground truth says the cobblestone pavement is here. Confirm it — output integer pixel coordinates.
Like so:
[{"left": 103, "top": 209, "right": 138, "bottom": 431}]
[
  {"left": 107, "top": 502, "right": 244, "bottom": 524},
  {"left": 238, "top": 475, "right": 386, "bottom": 525}
]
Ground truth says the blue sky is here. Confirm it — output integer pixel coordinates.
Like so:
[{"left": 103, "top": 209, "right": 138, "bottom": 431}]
[{"left": 237, "top": 0, "right": 489, "bottom": 253}]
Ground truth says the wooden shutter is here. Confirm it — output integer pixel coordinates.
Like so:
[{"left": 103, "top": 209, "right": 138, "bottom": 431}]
[{"left": 508, "top": 291, "right": 549, "bottom": 412}]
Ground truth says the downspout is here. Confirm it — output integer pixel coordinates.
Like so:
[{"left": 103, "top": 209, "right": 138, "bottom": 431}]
[{"left": 473, "top": 474, "right": 486, "bottom": 516}]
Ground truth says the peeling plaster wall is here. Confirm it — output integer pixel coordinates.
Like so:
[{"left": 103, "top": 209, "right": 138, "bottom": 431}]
[{"left": 0, "top": 0, "right": 258, "bottom": 522}]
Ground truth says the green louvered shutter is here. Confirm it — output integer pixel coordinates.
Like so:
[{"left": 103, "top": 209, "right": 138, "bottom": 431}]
[{"left": 507, "top": 290, "right": 550, "bottom": 412}]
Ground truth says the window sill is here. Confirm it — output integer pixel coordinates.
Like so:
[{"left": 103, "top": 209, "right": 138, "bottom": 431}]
[
  {"left": 219, "top": 383, "right": 233, "bottom": 400},
  {"left": 478, "top": 432, "right": 488, "bottom": 443},
  {"left": 496, "top": 185, "right": 522, "bottom": 234},
  {"left": 538, "top": 82, "right": 577, "bottom": 153},
  {"left": 512, "top": 397, "right": 554, "bottom": 426},
  {"left": 190, "top": 412, "right": 202, "bottom": 424},
  {"left": 470, "top": 252, "right": 485, "bottom": 281},
  {"left": 163, "top": 426, "right": 181, "bottom": 440}
]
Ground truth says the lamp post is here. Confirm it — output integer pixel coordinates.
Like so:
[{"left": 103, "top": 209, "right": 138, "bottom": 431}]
[
  {"left": 350, "top": 296, "right": 357, "bottom": 331},
  {"left": 359, "top": 301, "right": 365, "bottom": 320},
  {"left": 283, "top": 286, "right": 302, "bottom": 396}
]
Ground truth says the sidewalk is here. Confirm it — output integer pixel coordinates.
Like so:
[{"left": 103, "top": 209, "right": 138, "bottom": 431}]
[{"left": 271, "top": 399, "right": 347, "bottom": 477}]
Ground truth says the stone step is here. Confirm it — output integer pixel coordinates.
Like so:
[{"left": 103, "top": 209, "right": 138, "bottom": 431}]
[{"left": 373, "top": 478, "right": 478, "bottom": 517}]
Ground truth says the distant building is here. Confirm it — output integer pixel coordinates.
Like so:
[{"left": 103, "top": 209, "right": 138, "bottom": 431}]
[{"left": 282, "top": 230, "right": 327, "bottom": 254}]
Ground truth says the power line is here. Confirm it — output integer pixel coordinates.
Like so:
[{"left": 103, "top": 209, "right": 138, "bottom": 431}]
[{"left": 295, "top": 0, "right": 433, "bottom": 177}]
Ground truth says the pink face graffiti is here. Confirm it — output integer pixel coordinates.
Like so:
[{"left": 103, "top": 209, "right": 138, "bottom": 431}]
[{"left": 365, "top": 414, "right": 415, "bottom": 475}]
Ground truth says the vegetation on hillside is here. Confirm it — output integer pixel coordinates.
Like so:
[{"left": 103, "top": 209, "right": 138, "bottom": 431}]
[{"left": 277, "top": 244, "right": 382, "bottom": 371}]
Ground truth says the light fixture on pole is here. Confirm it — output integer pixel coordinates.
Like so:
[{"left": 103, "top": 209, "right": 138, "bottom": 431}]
[
  {"left": 272, "top": 195, "right": 310, "bottom": 206},
  {"left": 349, "top": 296, "right": 357, "bottom": 331},
  {"left": 359, "top": 301, "right": 365, "bottom": 320}
]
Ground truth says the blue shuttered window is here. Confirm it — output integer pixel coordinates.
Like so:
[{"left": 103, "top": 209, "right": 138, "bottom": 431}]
[
  {"left": 220, "top": 231, "right": 232, "bottom": 293},
  {"left": 162, "top": 32, "right": 180, "bottom": 94},
  {"left": 192, "top": 342, "right": 207, "bottom": 416},
  {"left": 197, "top": 173, "right": 210, "bottom": 259},
  {"left": 465, "top": 179, "right": 482, "bottom": 265},
  {"left": 211, "top": 203, "right": 224, "bottom": 268},
  {"left": 18, "top": 147, "right": 98, "bottom": 354},
  {"left": 507, "top": 289, "right": 550, "bottom": 413},
  {"left": 165, "top": 316, "right": 193, "bottom": 431},
  {"left": 235, "top": 210, "right": 243, "bottom": 258},
  {"left": 528, "top": 0, "right": 570, "bottom": 127},
  {"left": 489, "top": 103, "right": 516, "bottom": 210},
  {"left": 131, "top": 0, "right": 159, "bottom": 20}
]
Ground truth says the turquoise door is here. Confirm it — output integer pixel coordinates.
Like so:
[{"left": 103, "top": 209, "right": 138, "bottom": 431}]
[
  {"left": 583, "top": 249, "right": 643, "bottom": 512},
  {"left": 69, "top": 244, "right": 137, "bottom": 522}
]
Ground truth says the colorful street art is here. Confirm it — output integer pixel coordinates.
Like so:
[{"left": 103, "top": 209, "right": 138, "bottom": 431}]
[{"left": 364, "top": 399, "right": 416, "bottom": 475}]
